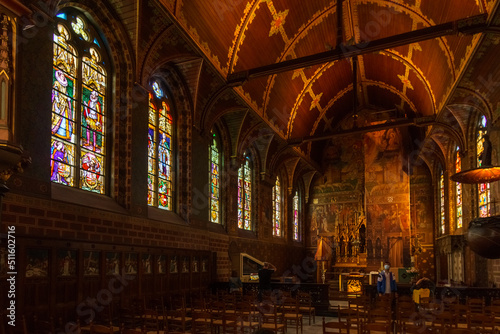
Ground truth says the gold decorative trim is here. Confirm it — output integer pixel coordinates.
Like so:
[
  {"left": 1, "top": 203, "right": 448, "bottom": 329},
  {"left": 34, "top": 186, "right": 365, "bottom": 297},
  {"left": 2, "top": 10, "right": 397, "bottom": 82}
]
[
  {"left": 287, "top": 61, "right": 336, "bottom": 137},
  {"left": 227, "top": 0, "right": 263, "bottom": 75},
  {"left": 262, "top": 3, "right": 336, "bottom": 112},
  {"left": 310, "top": 85, "right": 353, "bottom": 136},
  {"left": 363, "top": 79, "right": 417, "bottom": 112},
  {"left": 380, "top": 49, "right": 436, "bottom": 114}
]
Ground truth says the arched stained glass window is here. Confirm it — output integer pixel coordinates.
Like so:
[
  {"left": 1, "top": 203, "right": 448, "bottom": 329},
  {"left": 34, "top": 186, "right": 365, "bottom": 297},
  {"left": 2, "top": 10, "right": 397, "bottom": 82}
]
[
  {"left": 455, "top": 146, "right": 463, "bottom": 229},
  {"left": 272, "top": 176, "right": 282, "bottom": 237},
  {"left": 440, "top": 168, "right": 445, "bottom": 235},
  {"left": 209, "top": 132, "right": 220, "bottom": 224},
  {"left": 147, "top": 84, "right": 173, "bottom": 210},
  {"left": 477, "top": 115, "right": 490, "bottom": 217},
  {"left": 238, "top": 154, "right": 252, "bottom": 230},
  {"left": 293, "top": 190, "right": 300, "bottom": 241},
  {"left": 51, "top": 10, "right": 108, "bottom": 193}
]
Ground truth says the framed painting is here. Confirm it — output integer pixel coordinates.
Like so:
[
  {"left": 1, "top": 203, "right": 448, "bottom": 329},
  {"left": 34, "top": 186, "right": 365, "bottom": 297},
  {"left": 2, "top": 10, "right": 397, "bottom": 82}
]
[
  {"left": 26, "top": 249, "right": 49, "bottom": 278},
  {"left": 125, "top": 253, "right": 137, "bottom": 274},
  {"left": 201, "top": 258, "right": 208, "bottom": 272},
  {"left": 157, "top": 255, "right": 166, "bottom": 274},
  {"left": 192, "top": 256, "right": 199, "bottom": 273},
  {"left": 57, "top": 249, "right": 77, "bottom": 276},
  {"left": 105, "top": 252, "right": 120, "bottom": 275},
  {"left": 169, "top": 255, "right": 178, "bottom": 273},
  {"left": 181, "top": 256, "right": 189, "bottom": 273},
  {"left": 83, "top": 251, "right": 100, "bottom": 276},
  {"left": 142, "top": 254, "right": 153, "bottom": 274}
]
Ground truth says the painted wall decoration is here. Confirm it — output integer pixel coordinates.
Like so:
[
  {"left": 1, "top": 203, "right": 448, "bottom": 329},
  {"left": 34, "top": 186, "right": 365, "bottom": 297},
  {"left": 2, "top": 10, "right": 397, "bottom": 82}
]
[
  {"left": 365, "top": 128, "right": 410, "bottom": 268},
  {"left": 308, "top": 130, "right": 434, "bottom": 273},
  {"left": 309, "top": 136, "right": 365, "bottom": 248}
]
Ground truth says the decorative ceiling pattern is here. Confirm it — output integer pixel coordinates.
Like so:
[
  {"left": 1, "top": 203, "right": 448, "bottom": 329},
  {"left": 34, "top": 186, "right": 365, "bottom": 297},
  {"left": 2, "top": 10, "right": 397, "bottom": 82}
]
[{"left": 158, "top": 0, "right": 500, "bottom": 170}]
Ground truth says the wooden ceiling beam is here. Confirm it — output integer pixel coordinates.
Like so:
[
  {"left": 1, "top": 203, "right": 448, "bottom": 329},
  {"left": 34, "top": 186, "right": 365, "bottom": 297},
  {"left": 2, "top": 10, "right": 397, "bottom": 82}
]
[
  {"left": 227, "top": 14, "right": 487, "bottom": 86},
  {"left": 287, "top": 116, "right": 436, "bottom": 145}
]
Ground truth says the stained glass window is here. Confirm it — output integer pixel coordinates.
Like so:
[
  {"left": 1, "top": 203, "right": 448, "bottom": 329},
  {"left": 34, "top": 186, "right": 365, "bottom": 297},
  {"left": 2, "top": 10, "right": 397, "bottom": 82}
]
[
  {"left": 477, "top": 115, "right": 490, "bottom": 217},
  {"left": 455, "top": 146, "right": 462, "bottom": 229},
  {"left": 147, "top": 86, "right": 173, "bottom": 210},
  {"left": 272, "top": 177, "right": 282, "bottom": 237},
  {"left": 210, "top": 132, "right": 220, "bottom": 224},
  {"left": 238, "top": 154, "right": 252, "bottom": 230},
  {"left": 51, "top": 11, "right": 107, "bottom": 193},
  {"left": 293, "top": 190, "right": 300, "bottom": 241},
  {"left": 440, "top": 168, "right": 445, "bottom": 235}
]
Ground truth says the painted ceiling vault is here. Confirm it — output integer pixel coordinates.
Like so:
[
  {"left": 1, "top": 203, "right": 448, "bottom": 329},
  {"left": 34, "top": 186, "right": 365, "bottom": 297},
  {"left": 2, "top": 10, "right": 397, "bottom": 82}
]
[{"left": 150, "top": 0, "right": 500, "bottom": 174}]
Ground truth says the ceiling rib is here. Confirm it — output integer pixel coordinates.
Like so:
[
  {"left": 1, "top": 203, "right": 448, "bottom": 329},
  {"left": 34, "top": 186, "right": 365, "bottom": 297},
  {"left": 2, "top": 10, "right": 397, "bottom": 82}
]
[{"left": 227, "top": 14, "right": 487, "bottom": 86}]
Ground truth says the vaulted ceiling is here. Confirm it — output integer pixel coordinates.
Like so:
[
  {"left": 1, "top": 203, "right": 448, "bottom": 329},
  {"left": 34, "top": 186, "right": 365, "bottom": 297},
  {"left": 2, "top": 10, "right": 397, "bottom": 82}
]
[{"left": 153, "top": 0, "right": 500, "bottom": 175}]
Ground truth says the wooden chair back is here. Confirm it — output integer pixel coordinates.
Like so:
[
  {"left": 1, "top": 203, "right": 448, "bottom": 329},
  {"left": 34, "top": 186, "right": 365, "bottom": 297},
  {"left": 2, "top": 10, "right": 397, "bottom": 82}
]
[{"left": 323, "top": 317, "right": 348, "bottom": 333}]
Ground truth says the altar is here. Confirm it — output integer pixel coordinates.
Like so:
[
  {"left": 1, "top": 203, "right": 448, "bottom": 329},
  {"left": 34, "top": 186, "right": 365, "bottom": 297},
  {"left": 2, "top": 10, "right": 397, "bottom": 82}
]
[{"left": 339, "top": 272, "right": 367, "bottom": 295}]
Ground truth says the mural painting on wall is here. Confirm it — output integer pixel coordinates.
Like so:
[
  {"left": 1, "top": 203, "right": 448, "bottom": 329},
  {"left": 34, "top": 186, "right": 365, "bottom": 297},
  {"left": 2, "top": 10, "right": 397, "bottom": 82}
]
[
  {"left": 318, "top": 137, "right": 364, "bottom": 192},
  {"left": 309, "top": 136, "right": 364, "bottom": 248},
  {"left": 309, "top": 200, "right": 362, "bottom": 245},
  {"left": 364, "top": 128, "right": 410, "bottom": 268}
]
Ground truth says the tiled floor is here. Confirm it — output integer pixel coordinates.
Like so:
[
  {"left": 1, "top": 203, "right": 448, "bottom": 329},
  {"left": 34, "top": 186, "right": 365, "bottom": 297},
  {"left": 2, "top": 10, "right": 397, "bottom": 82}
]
[{"left": 302, "top": 316, "right": 336, "bottom": 334}]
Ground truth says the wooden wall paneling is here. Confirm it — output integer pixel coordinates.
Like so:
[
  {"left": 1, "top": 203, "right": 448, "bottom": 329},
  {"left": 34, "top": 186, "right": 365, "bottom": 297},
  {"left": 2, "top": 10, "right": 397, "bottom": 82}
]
[
  {"left": 180, "top": 255, "right": 190, "bottom": 294},
  {"left": 200, "top": 254, "right": 209, "bottom": 294},
  {"left": 169, "top": 253, "right": 179, "bottom": 292},
  {"left": 191, "top": 255, "right": 200, "bottom": 293},
  {"left": 140, "top": 253, "right": 154, "bottom": 301},
  {"left": 0, "top": 243, "right": 9, "bottom": 323},
  {"left": 24, "top": 247, "right": 51, "bottom": 319},
  {"left": 12, "top": 237, "right": 215, "bottom": 319},
  {"left": 124, "top": 251, "right": 139, "bottom": 305},
  {"left": 155, "top": 253, "right": 167, "bottom": 298},
  {"left": 54, "top": 249, "right": 78, "bottom": 321}
]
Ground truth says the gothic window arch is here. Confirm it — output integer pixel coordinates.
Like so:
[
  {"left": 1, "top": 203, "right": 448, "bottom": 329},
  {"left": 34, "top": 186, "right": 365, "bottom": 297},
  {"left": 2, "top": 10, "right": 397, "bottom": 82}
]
[
  {"left": 440, "top": 166, "right": 445, "bottom": 235},
  {"left": 209, "top": 130, "right": 221, "bottom": 224},
  {"left": 51, "top": 10, "right": 109, "bottom": 193},
  {"left": 238, "top": 152, "right": 253, "bottom": 230},
  {"left": 455, "top": 146, "right": 463, "bottom": 229},
  {"left": 477, "top": 115, "right": 490, "bottom": 217},
  {"left": 147, "top": 80, "right": 174, "bottom": 210},
  {"left": 272, "top": 176, "right": 282, "bottom": 237},
  {"left": 293, "top": 189, "right": 301, "bottom": 241}
]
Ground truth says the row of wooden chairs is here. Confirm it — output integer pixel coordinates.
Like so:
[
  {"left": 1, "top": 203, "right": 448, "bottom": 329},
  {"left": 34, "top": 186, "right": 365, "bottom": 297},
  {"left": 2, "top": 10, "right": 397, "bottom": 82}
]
[
  {"left": 339, "top": 294, "right": 500, "bottom": 333},
  {"left": 323, "top": 317, "right": 496, "bottom": 334}
]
